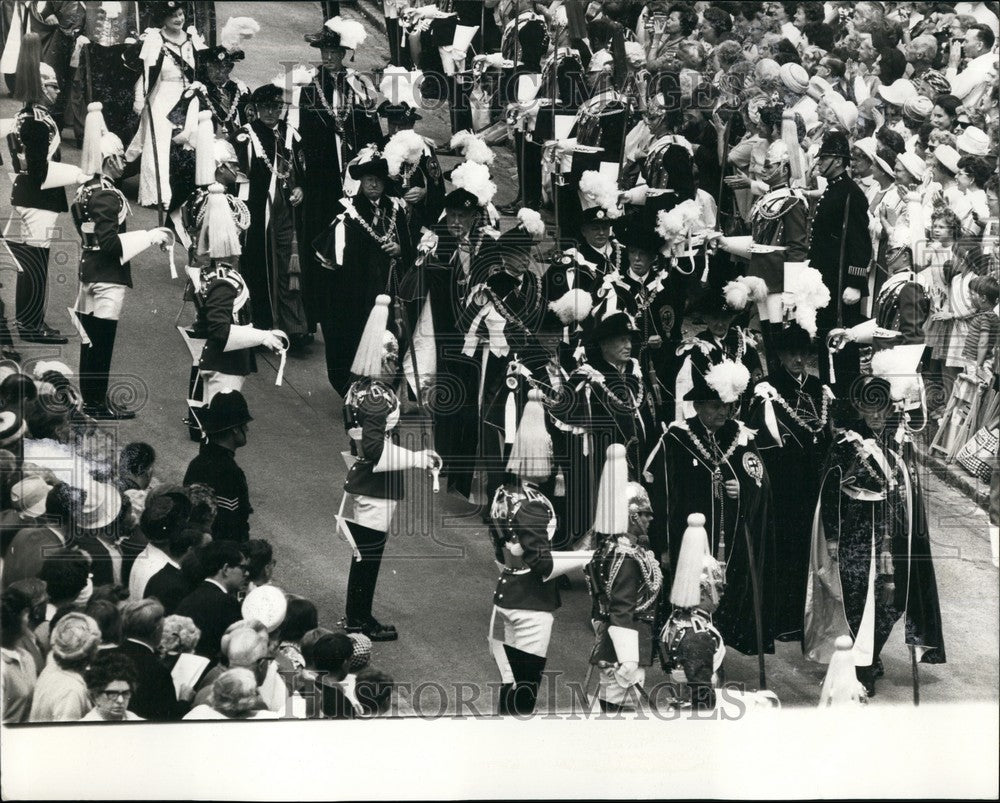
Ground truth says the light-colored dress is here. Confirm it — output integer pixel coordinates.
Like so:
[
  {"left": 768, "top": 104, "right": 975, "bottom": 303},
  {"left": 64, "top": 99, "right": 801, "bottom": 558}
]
[
  {"left": 945, "top": 272, "right": 977, "bottom": 369},
  {"left": 126, "top": 30, "right": 203, "bottom": 208}
]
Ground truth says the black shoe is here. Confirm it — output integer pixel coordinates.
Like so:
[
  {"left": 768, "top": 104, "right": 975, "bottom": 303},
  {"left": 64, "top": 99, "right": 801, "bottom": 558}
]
[
  {"left": 84, "top": 402, "right": 136, "bottom": 421},
  {"left": 874, "top": 657, "right": 884, "bottom": 679},
  {"left": 343, "top": 617, "right": 398, "bottom": 642},
  {"left": 1, "top": 345, "right": 21, "bottom": 362},
  {"left": 18, "top": 324, "right": 68, "bottom": 344},
  {"left": 856, "top": 666, "right": 877, "bottom": 697}
]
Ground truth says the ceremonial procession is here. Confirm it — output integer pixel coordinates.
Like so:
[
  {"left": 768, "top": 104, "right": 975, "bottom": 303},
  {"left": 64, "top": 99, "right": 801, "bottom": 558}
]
[{"left": 0, "top": 0, "right": 998, "bottom": 797}]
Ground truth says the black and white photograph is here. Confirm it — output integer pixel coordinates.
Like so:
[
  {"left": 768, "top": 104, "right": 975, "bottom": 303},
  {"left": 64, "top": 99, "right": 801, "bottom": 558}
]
[{"left": 0, "top": 0, "right": 997, "bottom": 798}]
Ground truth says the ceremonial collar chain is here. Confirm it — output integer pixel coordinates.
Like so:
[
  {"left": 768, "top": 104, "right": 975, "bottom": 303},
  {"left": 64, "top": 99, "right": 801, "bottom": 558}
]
[
  {"left": 482, "top": 271, "right": 541, "bottom": 338},
  {"left": 774, "top": 388, "right": 829, "bottom": 435},
  {"left": 245, "top": 125, "right": 290, "bottom": 181},
  {"left": 313, "top": 74, "right": 353, "bottom": 125},
  {"left": 598, "top": 361, "right": 645, "bottom": 414},
  {"left": 349, "top": 199, "right": 399, "bottom": 247},
  {"left": 687, "top": 423, "right": 739, "bottom": 468}
]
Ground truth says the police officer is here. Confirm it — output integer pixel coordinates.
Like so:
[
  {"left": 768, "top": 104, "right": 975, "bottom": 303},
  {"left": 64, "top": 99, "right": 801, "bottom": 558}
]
[{"left": 183, "top": 389, "right": 255, "bottom": 543}]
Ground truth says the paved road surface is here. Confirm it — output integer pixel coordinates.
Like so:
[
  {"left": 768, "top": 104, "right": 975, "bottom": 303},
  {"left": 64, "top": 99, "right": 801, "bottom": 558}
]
[{"left": 1, "top": 1, "right": 995, "bottom": 713}]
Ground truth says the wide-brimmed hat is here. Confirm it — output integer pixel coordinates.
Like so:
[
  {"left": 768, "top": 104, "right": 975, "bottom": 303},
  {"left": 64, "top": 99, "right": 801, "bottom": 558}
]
[
  {"left": 772, "top": 321, "right": 815, "bottom": 354},
  {"left": 348, "top": 152, "right": 391, "bottom": 181},
  {"left": 79, "top": 481, "right": 124, "bottom": 531},
  {"left": 878, "top": 78, "right": 917, "bottom": 107},
  {"left": 588, "top": 308, "right": 636, "bottom": 345},
  {"left": 956, "top": 126, "right": 990, "bottom": 156},
  {"left": 241, "top": 585, "right": 288, "bottom": 634},
  {"left": 619, "top": 224, "right": 663, "bottom": 255},
  {"left": 852, "top": 137, "right": 894, "bottom": 176},
  {"left": 896, "top": 150, "right": 926, "bottom": 182},
  {"left": 305, "top": 16, "right": 367, "bottom": 50},
  {"left": 684, "top": 358, "right": 751, "bottom": 403},
  {"left": 580, "top": 206, "right": 615, "bottom": 226},
  {"left": 10, "top": 475, "right": 50, "bottom": 518},
  {"left": 443, "top": 187, "right": 480, "bottom": 211}
]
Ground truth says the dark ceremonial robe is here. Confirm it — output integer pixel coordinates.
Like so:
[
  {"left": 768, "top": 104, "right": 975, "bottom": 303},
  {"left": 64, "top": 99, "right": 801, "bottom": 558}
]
[
  {"left": 557, "top": 356, "right": 655, "bottom": 540},
  {"left": 645, "top": 417, "right": 775, "bottom": 655},
  {"left": 747, "top": 369, "right": 831, "bottom": 641},
  {"left": 233, "top": 119, "right": 307, "bottom": 335},
  {"left": 296, "top": 65, "right": 383, "bottom": 329},
  {"left": 397, "top": 256, "right": 480, "bottom": 495},
  {"left": 596, "top": 266, "right": 685, "bottom": 411},
  {"left": 314, "top": 194, "right": 414, "bottom": 396},
  {"left": 805, "top": 423, "right": 945, "bottom": 667}
]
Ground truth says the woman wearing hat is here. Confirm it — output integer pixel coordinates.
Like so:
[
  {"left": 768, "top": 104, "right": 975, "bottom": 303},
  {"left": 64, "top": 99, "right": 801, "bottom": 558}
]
[
  {"left": 29, "top": 612, "right": 101, "bottom": 721},
  {"left": 4, "top": 34, "right": 84, "bottom": 350},
  {"left": 297, "top": 15, "right": 383, "bottom": 336},
  {"left": 804, "top": 365, "right": 945, "bottom": 696},
  {"left": 644, "top": 356, "right": 774, "bottom": 658},
  {"left": 315, "top": 150, "right": 414, "bottom": 397},
  {"left": 124, "top": 1, "right": 206, "bottom": 210}
]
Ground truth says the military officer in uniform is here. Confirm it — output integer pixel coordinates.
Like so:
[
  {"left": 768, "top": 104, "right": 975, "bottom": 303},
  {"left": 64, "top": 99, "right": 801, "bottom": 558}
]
[
  {"left": 488, "top": 388, "right": 591, "bottom": 715},
  {"left": 716, "top": 138, "right": 810, "bottom": 371},
  {"left": 72, "top": 102, "right": 172, "bottom": 419},
  {"left": 586, "top": 445, "right": 664, "bottom": 712},
  {"left": 808, "top": 131, "right": 874, "bottom": 389}
]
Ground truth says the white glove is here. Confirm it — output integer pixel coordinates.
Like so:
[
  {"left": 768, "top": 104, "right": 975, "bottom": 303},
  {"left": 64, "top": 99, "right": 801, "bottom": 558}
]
[
  {"left": 418, "top": 449, "right": 442, "bottom": 471},
  {"left": 260, "top": 330, "right": 287, "bottom": 352},
  {"left": 147, "top": 228, "right": 172, "bottom": 246},
  {"left": 613, "top": 661, "right": 639, "bottom": 688},
  {"left": 842, "top": 287, "right": 862, "bottom": 305}
]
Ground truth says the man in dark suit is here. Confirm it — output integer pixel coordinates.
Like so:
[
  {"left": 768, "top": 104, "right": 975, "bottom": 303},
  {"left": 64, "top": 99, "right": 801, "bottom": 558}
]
[
  {"left": 174, "top": 540, "right": 247, "bottom": 659},
  {"left": 807, "top": 131, "right": 873, "bottom": 390},
  {"left": 143, "top": 528, "right": 201, "bottom": 615},
  {"left": 115, "top": 598, "right": 190, "bottom": 721}
]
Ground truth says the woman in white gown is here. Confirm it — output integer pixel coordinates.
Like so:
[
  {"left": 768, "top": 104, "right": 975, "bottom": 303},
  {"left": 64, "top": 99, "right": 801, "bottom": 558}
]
[{"left": 125, "top": 1, "right": 205, "bottom": 209}]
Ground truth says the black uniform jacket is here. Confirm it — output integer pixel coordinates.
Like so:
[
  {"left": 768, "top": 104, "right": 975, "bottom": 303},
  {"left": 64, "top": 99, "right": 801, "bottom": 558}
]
[{"left": 74, "top": 177, "right": 133, "bottom": 286}]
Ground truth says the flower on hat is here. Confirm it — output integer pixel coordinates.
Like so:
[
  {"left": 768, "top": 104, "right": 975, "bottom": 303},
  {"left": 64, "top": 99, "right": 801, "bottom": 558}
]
[{"left": 219, "top": 16, "right": 259, "bottom": 53}]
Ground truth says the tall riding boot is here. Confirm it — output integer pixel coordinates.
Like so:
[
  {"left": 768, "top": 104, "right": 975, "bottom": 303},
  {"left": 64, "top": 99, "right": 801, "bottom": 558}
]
[
  {"left": 499, "top": 644, "right": 546, "bottom": 716},
  {"left": 83, "top": 317, "right": 134, "bottom": 419},
  {"left": 76, "top": 312, "right": 98, "bottom": 405},
  {"left": 12, "top": 244, "right": 47, "bottom": 332},
  {"left": 344, "top": 522, "right": 396, "bottom": 641}
]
